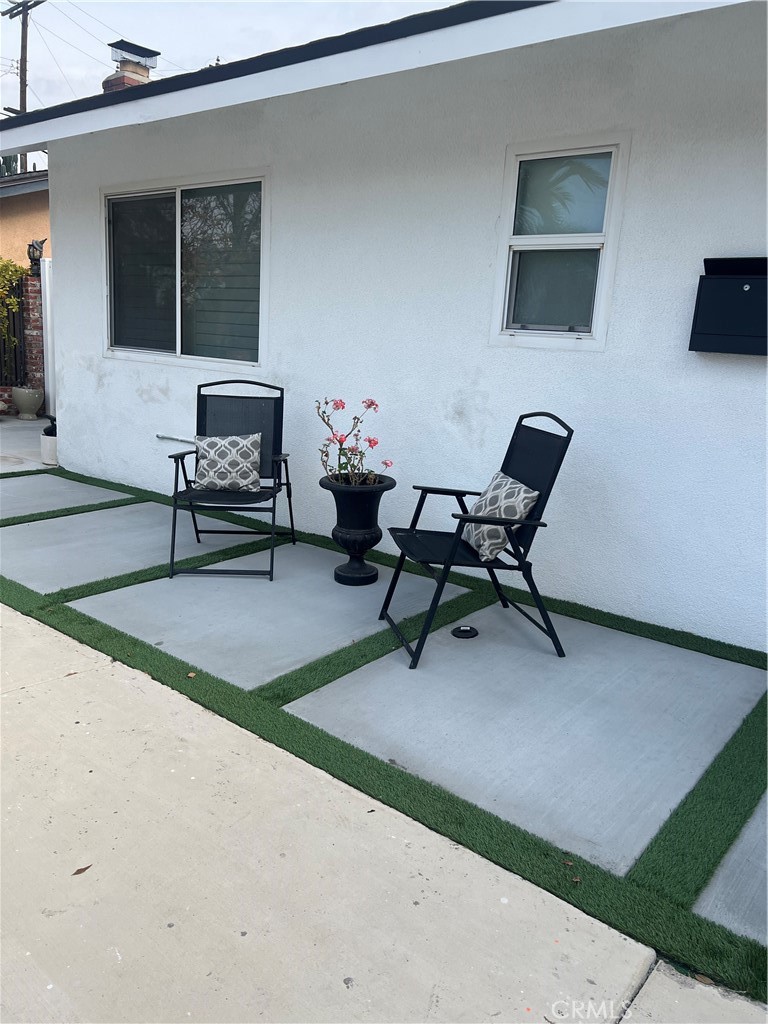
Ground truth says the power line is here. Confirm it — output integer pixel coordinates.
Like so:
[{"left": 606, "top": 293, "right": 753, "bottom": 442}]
[
  {"left": 26, "top": 79, "right": 45, "bottom": 106},
  {"left": 34, "top": 19, "right": 112, "bottom": 67},
  {"left": 50, "top": 0, "right": 106, "bottom": 47},
  {"left": 32, "top": 17, "right": 77, "bottom": 97},
  {"left": 64, "top": 0, "right": 190, "bottom": 72}
]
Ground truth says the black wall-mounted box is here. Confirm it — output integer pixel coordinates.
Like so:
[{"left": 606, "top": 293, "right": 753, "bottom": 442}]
[{"left": 689, "top": 257, "right": 766, "bottom": 356}]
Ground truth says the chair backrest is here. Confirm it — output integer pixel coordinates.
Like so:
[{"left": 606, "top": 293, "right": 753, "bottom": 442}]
[
  {"left": 499, "top": 412, "right": 573, "bottom": 557},
  {"left": 196, "top": 379, "right": 284, "bottom": 480}
]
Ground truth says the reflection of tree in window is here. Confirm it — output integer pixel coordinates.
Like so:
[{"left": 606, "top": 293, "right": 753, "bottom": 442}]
[
  {"left": 110, "top": 194, "right": 176, "bottom": 351},
  {"left": 514, "top": 155, "right": 610, "bottom": 235},
  {"left": 181, "top": 182, "right": 262, "bottom": 361}
]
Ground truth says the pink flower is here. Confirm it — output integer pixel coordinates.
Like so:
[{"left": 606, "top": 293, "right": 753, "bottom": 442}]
[
  {"left": 364, "top": 436, "right": 378, "bottom": 448},
  {"left": 326, "top": 435, "right": 336, "bottom": 444},
  {"left": 362, "top": 398, "right": 379, "bottom": 412},
  {"left": 381, "top": 459, "right": 393, "bottom": 469},
  {"left": 337, "top": 434, "right": 347, "bottom": 445},
  {"left": 332, "top": 399, "right": 346, "bottom": 410},
  {"left": 347, "top": 445, "right": 360, "bottom": 454}
]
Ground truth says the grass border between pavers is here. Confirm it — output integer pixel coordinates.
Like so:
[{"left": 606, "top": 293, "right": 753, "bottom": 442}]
[
  {"left": 0, "top": 581, "right": 765, "bottom": 1001},
  {"left": 4, "top": 466, "right": 763, "bottom": 671},
  {"left": 628, "top": 694, "right": 767, "bottom": 905},
  {"left": 0, "top": 496, "right": 144, "bottom": 528},
  {"left": 1, "top": 466, "right": 766, "bottom": 1000}
]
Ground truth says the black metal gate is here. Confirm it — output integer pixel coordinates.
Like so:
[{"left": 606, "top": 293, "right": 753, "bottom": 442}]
[{"left": 1, "top": 279, "right": 25, "bottom": 386}]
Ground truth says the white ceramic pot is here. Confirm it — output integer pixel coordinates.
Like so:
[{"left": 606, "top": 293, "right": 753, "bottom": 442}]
[
  {"left": 11, "top": 386, "right": 44, "bottom": 420},
  {"left": 41, "top": 433, "right": 58, "bottom": 466}
]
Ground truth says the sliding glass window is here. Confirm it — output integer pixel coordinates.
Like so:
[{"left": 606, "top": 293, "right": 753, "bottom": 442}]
[{"left": 108, "top": 180, "right": 262, "bottom": 363}]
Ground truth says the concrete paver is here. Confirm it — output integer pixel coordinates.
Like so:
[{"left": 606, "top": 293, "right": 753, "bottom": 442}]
[
  {"left": 694, "top": 794, "right": 767, "bottom": 944},
  {"left": 625, "top": 962, "right": 766, "bottom": 1023},
  {"left": 69, "top": 543, "right": 466, "bottom": 690},
  {"left": 0, "top": 416, "right": 47, "bottom": 472},
  {"left": 0, "top": 502, "right": 248, "bottom": 592},
  {"left": 287, "top": 603, "right": 766, "bottom": 874},
  {"left": 1, "top": 604, "right": 655, "bottom": 1024},
  {"left": 0, "top": 475, "right": 124, "bottom": 519}
]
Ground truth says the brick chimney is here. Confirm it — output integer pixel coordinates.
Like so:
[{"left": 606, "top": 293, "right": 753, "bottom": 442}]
[{"left": 102, "top": 40, "right": 160, "bottom": 94}]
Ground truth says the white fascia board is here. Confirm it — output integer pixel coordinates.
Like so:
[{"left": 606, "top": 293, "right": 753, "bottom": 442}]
[{"left": 0, "top": 0, "right": 747, "bottom": 156}]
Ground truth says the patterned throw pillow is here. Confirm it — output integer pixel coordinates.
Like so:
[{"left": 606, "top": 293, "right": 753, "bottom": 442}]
[
  {"left": 463, "top": 471, "right": 539, "bottom": 562},
  {"left": 194, "top": 433, "right": 261, "bottom": 491}
]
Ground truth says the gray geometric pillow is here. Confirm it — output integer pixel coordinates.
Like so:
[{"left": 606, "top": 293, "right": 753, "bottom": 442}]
[
  {"left": 194, "top": 433, "right": 261, "bottom": 491},
  {"left": 463, "top": 471, "right": 539, "bottom": 562}
]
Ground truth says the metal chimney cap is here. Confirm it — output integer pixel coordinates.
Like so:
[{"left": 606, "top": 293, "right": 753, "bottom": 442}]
[{"left": 108, "top": 39, "right": 161, "bottom": 68}]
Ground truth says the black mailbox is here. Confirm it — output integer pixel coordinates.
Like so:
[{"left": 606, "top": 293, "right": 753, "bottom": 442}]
[{"left": 689, "top": 257, "right": 766, "bottom": 356}]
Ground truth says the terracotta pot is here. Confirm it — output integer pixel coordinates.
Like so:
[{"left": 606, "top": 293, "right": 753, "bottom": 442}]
[
  {"left": 11, "top": 386, "right": 44, "bottom": 421},
  {"left": 319, "top": 474, "right": 396, "bottom": 585}
]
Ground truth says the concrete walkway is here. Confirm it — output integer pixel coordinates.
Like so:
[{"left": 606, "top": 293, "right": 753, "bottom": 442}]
[
  {"left": 0, "top": 415, "right": 48, "bottom": 472},
  {"left": 2, "top": 606, "right": 765, "bottom": 1024}
]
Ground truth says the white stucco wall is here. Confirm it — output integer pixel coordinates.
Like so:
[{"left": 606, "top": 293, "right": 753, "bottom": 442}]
[{"left": 48, "top": 3, "right": 766, "bottom": 648}]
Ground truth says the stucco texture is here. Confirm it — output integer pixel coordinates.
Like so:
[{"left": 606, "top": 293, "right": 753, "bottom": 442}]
[
  {"left": 0, "top": 190, "right": 51, "bottom": 265},
  {"left": 47, "top": 3, "right": 766, "bottom": 649}
]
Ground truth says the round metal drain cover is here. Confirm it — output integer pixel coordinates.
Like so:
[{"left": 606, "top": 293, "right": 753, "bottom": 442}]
[{"left": 451, "top": 625, "right": 479, "bottom": 639}]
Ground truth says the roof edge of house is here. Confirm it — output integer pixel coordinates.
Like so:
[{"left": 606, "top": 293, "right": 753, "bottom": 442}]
[{"left": 1, "top": 1, "right": 550, "bottom": 132}]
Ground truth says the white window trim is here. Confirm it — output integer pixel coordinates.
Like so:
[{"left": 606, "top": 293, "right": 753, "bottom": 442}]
[
  {"left": 489, "top": 134, "right": 630, "bottom": 352},
  {"left": 101, "top": 168, "right": 270, "bottom": 370}
]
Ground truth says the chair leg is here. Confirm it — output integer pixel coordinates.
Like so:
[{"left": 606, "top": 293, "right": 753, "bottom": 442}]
[
  {"left": 409, "top": 563, "right": 452, "bottom": 669},
  {"left": 487, "top": 568, "right": 510, "bottom": 608},
  {"left": 268, "top": 501, "right": 277, "bottom": 581},
  {"left": 189, "top": 506, "right": 201, "bottom": 543},
  {"left": 169, "top": 502, "right": 179, "bottom": 578},
  {"left": 524, "top": 564, "right": 565, "bottom": 657},
  {"left": 283, "top": 463, "right": 297, "bottom": 544},
  {"left": 379, "top": 551, "right": 407, "bottom": 620}
]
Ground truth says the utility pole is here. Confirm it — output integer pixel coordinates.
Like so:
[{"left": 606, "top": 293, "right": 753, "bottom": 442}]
[{"left": 2, "top": 0, "right": 47, "bottom": 172}]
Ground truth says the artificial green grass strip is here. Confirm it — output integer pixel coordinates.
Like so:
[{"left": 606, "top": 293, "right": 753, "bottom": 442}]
[
  {"left": 0, "top": 496, "right": 144, "bottom": 529},
  {"left": 0, "top": 468, "right": 53, "bottom": 480},
  {"left": 628, "top": 694, "right": 767, "bottom": 906},
  {"left": 1, "top": 579, "right": 765, "bottom": 1000},
  {"left": 50, "top": 467, "right": 144, "bottom": 498},
  {"left": 50, "top": 467, "right": 280, "bottom": 534},
  {"left": 0, "top": 575, "right": 47, "bottom": 615},
  {"left": 38, "top": 466, "right": 767, "bottom": 670},
  {"left": 256, "top": 584, "right": 497, "bottom": 706},
  {"left": 250, "top": 706, "right": 766, "bottom": 1003},
  {"left": 539, "top": 595, "right": 766, "bottom": 670},
  {"left": 44, "top": 535, "right": 284, "bottom": 605}
]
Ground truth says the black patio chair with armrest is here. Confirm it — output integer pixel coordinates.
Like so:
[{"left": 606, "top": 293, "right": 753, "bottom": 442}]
[
  {"left": 168, "top": 379, "right": 296, "bottom": 580},
  {"left": 379, "top": 412, "right": 573, "bottom": 668}
]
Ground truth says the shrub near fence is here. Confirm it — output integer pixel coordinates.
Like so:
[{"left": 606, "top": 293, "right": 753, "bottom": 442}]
[{"left": 0, "top": 258, "right": 27, "bottom": 390}]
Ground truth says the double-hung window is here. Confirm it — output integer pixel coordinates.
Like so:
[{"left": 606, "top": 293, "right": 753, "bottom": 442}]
[
  {"left": 492, "top": 140, "right": 628, "bottom": 350},
  {"left": 107, "top": 179, "right": 263, "bottom": 363}
]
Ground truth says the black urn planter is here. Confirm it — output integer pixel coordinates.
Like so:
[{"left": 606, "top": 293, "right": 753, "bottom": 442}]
[{"left": 319, "top": 474, "right": 396, "bottom": 585}]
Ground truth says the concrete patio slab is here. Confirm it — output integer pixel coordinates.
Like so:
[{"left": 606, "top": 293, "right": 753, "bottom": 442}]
[
  {"left": 0, "top": 473, "right": 125, "bottom": 519},
  {"left": 694, "top": 794, "right": 767, "bottom": 945},
  {"left": 287, "top": 604, "right": 766, "bottom": 874},
  {"left": 626, "top": 961, "right": 766, "bottom": 1023},
  {"left": 68, "top": 543, "right": 466, "bottom": 690},
  {"left": 0, "top": 604, "right": 656, "bottom": 1024},
  {"left": 0, "top": 416, "right": 47, "bottom": 472},
  {"left": 0, "top": 502, "right": 250, "bottom": 592}
]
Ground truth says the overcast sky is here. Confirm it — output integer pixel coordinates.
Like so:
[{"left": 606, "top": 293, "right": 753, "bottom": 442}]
[{"left": 1, "top": 1, "right": 459, "bottom": 126}]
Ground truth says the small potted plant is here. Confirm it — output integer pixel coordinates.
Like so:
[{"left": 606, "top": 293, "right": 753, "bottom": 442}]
[{"left": 317, "top": 397, "right": 395, "bottom": 585}]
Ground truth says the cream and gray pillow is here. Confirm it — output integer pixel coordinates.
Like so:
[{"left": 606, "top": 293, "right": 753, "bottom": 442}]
[
  {"left": 464, "top": 471, "right": 539, "bottom": 561},
  {"left": 194, "top": 433, "right": 261, "bottom": 491}
]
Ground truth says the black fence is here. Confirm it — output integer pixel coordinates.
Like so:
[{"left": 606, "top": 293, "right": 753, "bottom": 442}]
[{"left": 1, "top": 279, "right": 25, "bottom": 387}]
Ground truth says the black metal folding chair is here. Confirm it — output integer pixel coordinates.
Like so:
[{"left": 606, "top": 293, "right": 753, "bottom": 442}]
[
  {"left": 379, "top": 412, "right": 573, "bottom": 668},
  {"left": 168, "top": 379, "right": 296, "bottom": 580}
]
